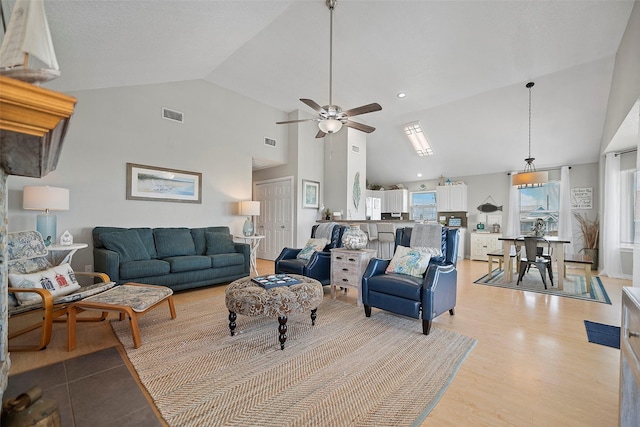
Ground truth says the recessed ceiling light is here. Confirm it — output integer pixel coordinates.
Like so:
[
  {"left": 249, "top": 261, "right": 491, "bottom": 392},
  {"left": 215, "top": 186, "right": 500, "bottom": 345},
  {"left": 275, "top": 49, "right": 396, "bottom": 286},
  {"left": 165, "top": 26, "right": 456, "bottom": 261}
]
[
  {"left": 417, "top": 173, "right": 422, "bottom": 177},
  {"left": 397, "top": 92, "right": 406, "bottom": 98}
]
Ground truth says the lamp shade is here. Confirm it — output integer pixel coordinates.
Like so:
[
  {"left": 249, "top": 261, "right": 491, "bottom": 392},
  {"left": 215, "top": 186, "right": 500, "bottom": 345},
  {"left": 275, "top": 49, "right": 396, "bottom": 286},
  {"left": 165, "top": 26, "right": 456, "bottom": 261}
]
[
  {"left": 511, "top": 171, "right": 548, "bottom": 188},
  {"left": 239, "top": 200, "right": 260, "bottom": 217},
  {"left": 318, "top": 119, "right": 343, "bottom": 134},
  {"left": 23, "top": 186, "right": 69, "bottom": 211}
]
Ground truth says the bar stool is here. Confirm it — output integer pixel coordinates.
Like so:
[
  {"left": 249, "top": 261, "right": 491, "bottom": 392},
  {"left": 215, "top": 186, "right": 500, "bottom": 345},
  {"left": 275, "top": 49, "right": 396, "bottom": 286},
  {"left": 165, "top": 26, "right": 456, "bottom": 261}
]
[{"left": 376, "top": 223, "right": 396, "bottom": 259}]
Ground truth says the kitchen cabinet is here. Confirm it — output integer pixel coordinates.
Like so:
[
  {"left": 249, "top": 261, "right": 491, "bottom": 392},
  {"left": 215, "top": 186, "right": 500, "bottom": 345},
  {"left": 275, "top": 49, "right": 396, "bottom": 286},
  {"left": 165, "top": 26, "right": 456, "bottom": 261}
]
[
  {"left": 380, "top": 189, "right": 408, "bottom": 213},
  {"left": 436, "top": 184, "right": 467, "bottom": 212},
  {"left": 470, "top": 232, "right": 502, "bottom": 261}
]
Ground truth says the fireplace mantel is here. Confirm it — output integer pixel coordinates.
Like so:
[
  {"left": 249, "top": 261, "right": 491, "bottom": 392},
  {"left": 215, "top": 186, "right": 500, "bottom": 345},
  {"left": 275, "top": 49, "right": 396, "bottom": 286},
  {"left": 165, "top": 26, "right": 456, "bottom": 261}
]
[{"left": 0, "top": 75, "right": 77, "bottom": 177}]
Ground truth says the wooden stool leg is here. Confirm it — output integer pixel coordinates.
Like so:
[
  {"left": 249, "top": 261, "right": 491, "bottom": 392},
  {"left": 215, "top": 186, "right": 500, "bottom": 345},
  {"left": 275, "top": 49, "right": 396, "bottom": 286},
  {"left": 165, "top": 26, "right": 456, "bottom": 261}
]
[
  {"left": 167, "top": 295, "right": 177, "bottom": 319},
  {"left": 67, "top": 306, "right": 78, "bottom": 351},
  {"left": 123, "top": 308, "right": 142, "bottom": 348}
]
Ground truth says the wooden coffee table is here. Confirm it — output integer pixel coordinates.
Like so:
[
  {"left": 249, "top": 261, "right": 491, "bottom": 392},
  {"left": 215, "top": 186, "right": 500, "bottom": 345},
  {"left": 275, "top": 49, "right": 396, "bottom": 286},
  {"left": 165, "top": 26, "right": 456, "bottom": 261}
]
[
  {"left": 67, "top": 283, "right": 176, "bottom": 350},
  {"left": 225, "top": 275, "right": 323, "bottom": 350}
]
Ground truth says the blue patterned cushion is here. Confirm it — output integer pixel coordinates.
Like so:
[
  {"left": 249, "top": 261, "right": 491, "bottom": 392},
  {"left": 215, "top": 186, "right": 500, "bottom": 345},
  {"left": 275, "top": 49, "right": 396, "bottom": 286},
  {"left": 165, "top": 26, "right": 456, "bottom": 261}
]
[
  {"left": 385, "top": 246, "right": 434, "bottom": 278},
  {"left": 7, "top": 231, "right": 48, "bottom": 261},
  {"left": 296, "top": 238, "right": 328, "bottom": 260},
  {"left": 100, "top": 230, "right": 151, "bottom": 263},
  {"left": 205, "top": 232, "right": 235, "bottom": 255}
]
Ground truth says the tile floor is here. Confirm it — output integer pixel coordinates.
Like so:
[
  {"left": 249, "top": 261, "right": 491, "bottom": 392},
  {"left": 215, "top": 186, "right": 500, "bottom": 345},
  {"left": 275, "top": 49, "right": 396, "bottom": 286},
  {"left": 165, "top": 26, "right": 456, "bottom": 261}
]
[{"left": 4, "top": 346, "right": 161, "bottom": 426}]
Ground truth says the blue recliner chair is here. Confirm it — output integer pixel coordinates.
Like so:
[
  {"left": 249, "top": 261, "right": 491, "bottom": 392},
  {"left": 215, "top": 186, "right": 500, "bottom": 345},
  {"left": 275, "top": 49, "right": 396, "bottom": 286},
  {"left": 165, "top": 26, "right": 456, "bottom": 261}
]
[
  {"left": 362, "top": 226, "right": 459, "bottom": 335},
  {"left": 275, "top": 224, "right": 346, "bottom": 285}
]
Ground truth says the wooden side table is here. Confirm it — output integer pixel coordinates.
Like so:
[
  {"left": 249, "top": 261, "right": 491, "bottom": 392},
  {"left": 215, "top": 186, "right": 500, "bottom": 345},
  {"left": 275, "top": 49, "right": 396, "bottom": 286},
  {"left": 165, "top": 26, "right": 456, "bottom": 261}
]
[{"left": 330, "top": 248, "right": 377, "bottom": 306}]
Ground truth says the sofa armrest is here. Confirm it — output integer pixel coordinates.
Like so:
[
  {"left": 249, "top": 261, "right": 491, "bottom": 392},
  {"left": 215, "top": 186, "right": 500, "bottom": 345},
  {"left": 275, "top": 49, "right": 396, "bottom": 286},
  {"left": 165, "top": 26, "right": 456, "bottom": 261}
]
[
  {"left": 234, "top": 242, "right": 251, "bottom": 274},
  {"left": 8, "top": 288, "right": 54, "bottom": 313},
  {"left": 275, "top": 247, "right": 302, "bottom": 262},
  {"left": 361, "top": 258, "right": 391, "bottom": 302},
  {"left": 93, "top": 248, "right": 120, "bottom": 282},
  {"left": 421, "top": 263, "right": 457, "bottom": 319},
  {"left": 304, "top": 251, "right": 332, "bottom": 284}
]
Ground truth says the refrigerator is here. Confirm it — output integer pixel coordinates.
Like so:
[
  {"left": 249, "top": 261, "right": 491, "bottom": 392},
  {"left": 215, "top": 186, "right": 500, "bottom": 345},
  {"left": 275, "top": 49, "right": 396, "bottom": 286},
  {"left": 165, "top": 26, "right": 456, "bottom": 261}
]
[{"left": 366, "top": 197, "right": 381, "bottom": 220}]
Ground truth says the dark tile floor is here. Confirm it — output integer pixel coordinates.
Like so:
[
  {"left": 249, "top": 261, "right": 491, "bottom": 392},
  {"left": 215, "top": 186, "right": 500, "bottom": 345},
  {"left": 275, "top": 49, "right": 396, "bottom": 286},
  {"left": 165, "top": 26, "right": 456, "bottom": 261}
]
[{"left": 4, "top": 346, "right": 162, "bottom": 427}]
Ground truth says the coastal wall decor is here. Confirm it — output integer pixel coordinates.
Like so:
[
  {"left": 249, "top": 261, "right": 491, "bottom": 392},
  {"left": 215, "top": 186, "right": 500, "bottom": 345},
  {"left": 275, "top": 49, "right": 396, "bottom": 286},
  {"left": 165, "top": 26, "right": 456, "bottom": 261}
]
[
  {"left": 126, "top": 163, "right": 202, "bottom": 203},
  {"left": 302, "top": 179, "right": 320, "bottom": 209},
  {"left": 353, "top": 171, "right": 361, "bottom": 210}
]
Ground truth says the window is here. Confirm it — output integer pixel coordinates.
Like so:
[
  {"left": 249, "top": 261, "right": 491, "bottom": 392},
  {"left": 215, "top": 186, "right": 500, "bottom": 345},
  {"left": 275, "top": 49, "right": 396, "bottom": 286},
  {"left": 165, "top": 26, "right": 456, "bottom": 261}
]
[
  {"left": 519, "top": 182, "right": 559, "bottom": 235},
  {"left": 620, "top": 169, "right": 636, "bottom": 245},
  {"left": 410, "top": 191, "right": 437, "bottom": 221}
]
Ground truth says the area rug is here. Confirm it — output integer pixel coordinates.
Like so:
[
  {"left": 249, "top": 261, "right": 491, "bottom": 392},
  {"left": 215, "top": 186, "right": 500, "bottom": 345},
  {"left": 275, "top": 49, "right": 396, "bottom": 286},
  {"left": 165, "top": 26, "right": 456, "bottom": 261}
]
[
  {"left": 584, "top": 320, "right": 620, "bottom": 349},
  {"left": 474, "top": 269, "right": 611, "bottom": 304},
  {"left": 111, "top": 296, "right": 476, "bottom": 427}
]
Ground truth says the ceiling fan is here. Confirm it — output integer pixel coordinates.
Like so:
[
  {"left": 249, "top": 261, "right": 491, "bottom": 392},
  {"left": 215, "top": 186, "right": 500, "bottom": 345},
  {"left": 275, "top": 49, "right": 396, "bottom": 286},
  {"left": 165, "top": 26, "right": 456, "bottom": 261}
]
[{"left": 276, "top": 0, "right": 382, "bottom": 139}]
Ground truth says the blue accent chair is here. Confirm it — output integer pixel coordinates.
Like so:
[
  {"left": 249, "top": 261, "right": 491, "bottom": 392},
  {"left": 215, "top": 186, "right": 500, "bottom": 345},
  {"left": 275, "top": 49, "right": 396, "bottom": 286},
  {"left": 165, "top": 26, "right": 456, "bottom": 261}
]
[
  {"left": 275, "top": 224, "right": 346, "bottom": 285},
  {"left": 362, "top": 226, "right": 459, "bottom": 335}
]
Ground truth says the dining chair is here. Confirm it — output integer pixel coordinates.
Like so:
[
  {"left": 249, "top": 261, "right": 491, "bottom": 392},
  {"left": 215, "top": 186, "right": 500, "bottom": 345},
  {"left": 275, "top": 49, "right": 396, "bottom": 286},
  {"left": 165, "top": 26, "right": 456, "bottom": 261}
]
[
  {"left": 376, "top": 223, "right": 396, "bottom": 259},
  {"left": 516, "top": 236, "right": 554, "bottom": 289}
]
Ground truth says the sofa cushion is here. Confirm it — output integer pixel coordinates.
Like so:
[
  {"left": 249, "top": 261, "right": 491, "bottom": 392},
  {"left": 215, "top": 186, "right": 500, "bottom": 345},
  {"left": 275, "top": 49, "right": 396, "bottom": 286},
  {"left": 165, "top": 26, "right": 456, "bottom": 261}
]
[
  {"left": 367, "top": 272, "right": 423, "bottom": 300},
  {"left": 8, "top": 263, "right": 82, "bottom": 306},
  {"left": 154, "top": 228, "right": 196, "bottom": 258},
  {"left": 134, "top": 228, "right": 158, "bottom": 259},
  {"left": 119, "top": 259, "right": 171, "bottom": 280},
  {"left": 205, "top": 232, "right": 236, "bottom": 255},
  {"left": 209, "top": 253, "right": 245, "bottom": 268},
  {"left": 297, "top": 238, "right": 329, "bottom": 260},
  {"left": 100, "top": 230, "right": 151, "bottom": 263},
  {"left": 164, "top": 255, "right": 212, "bottom": 273}
]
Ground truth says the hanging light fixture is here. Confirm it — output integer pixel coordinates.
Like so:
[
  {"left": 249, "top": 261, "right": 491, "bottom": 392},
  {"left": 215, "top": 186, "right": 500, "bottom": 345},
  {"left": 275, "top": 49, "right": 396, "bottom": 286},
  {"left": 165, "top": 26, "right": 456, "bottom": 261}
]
[{"left": 512, "top": 81, "right": 548, "bottom": 188}]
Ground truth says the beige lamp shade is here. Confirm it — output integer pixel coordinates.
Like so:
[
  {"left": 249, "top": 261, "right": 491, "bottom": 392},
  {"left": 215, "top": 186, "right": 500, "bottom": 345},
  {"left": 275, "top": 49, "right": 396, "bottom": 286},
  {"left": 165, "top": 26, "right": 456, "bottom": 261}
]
[
  {"left": 23, "top": 186, "right": 70, "bottom": 211},
  {"left": 239, "top": 200, "right": 260, "bottom": 217},
  {"left": 511, "top": 171, "right": 548, "bottom": 188}
]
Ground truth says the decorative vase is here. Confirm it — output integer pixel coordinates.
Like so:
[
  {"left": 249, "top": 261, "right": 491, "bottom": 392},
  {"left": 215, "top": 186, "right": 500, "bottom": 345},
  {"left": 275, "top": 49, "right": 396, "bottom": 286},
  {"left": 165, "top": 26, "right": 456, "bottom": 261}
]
[{"left": 342, "top": 225, "right": 368, "bottom": 250}]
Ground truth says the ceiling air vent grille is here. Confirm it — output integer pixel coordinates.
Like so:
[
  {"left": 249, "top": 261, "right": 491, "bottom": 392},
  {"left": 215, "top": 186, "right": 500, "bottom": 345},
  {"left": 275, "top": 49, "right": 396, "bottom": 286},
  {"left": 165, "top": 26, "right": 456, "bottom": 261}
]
[
  {"left": 264, "top": 137, "right": 277, "bottom": 147},
  {"left": 162, "top": 107, "right": 184, "bottom": 123},
  {"left": 351, "top": 145, "right": 360, "bottom": 154}
]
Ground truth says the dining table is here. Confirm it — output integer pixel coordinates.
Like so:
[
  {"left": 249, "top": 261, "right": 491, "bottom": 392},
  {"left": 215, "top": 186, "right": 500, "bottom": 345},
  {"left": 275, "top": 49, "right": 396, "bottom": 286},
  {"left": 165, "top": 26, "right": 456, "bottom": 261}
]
[{"left": 498, "top": 236, "right": 571, "bottom": 290}]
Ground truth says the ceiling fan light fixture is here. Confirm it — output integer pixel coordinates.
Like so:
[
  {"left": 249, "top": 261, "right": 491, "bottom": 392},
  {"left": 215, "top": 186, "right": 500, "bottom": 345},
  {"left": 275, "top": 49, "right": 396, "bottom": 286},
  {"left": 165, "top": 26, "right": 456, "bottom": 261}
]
[
  {"left": 318, "top": 118, "right": 343, "bottom": 134},
  {"left": 513, "top": 82, "right": 548, "bottom": 188}
]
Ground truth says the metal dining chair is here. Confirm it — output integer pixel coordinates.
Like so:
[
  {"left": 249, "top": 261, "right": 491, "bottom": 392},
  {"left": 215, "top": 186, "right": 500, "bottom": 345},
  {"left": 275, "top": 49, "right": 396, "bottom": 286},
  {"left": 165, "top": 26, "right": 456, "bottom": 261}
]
[{"left": 516, "top": 236, "right": 554, "bottom": 289}]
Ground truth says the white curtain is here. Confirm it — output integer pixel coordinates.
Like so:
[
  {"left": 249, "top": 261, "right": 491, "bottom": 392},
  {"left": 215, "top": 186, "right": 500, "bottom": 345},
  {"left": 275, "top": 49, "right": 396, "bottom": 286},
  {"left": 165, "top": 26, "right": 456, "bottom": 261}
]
[
  {"left": 601, "top": 152, "right": 624, "bottom": 278},
  {"left": 505, "top": 172, "right": 521, "bottom": 237},
  {"left": 557, "top": 166, "right": 574, "bottom": 254}
]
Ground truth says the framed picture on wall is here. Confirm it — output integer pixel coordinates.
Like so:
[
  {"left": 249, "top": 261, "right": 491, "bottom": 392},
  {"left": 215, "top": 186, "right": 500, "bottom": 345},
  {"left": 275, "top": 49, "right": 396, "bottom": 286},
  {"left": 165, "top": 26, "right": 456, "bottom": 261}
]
[
  {"left": 126, "top": 163, "right": 202, "bottom": 203},
  {"left": 302, "top": 179, "right": 320, "bottom": 209}
]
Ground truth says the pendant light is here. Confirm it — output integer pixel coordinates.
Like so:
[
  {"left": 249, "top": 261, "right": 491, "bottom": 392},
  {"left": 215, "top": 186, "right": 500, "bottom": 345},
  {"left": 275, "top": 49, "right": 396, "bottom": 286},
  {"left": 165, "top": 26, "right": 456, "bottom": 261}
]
[{"left": 512, "top": 82, "right": 548, "bottom": 188}]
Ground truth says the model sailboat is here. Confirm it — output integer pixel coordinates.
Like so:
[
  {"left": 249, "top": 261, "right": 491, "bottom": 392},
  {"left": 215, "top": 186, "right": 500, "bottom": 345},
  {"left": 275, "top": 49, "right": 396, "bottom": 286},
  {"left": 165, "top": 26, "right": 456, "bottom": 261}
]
[{"left": 0, "top": 0, "right": 60, "bottom": 84}]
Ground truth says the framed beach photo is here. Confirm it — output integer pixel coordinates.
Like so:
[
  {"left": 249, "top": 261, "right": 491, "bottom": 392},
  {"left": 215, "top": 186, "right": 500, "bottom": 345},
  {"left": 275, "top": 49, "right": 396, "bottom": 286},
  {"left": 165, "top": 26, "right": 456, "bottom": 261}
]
[
  {"left": 126, "top": 163, "right": 202, "bottom": 203},
  {"left": 302, "top": 179, "right": 320, "bottom": 209}
]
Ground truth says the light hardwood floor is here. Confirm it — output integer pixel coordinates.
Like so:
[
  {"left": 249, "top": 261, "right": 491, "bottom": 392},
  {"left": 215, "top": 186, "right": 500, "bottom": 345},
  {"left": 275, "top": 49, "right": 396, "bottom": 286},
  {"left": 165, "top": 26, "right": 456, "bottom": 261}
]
[{"left": 8, "top": 259, "right": 631, "bottom": 426}]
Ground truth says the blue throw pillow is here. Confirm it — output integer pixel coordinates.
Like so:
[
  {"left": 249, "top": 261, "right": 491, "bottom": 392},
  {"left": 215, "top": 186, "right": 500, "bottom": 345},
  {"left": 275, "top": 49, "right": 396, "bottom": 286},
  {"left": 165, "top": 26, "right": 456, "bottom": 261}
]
[
  {"left": 154, "top": 228, "right": 197, "bottom": 258},
  {"left": 100, "top": 230, "right": 151, "bottom": 263},
  {"left": 205, "top": 232, "right": 236, "bottom": 255}
]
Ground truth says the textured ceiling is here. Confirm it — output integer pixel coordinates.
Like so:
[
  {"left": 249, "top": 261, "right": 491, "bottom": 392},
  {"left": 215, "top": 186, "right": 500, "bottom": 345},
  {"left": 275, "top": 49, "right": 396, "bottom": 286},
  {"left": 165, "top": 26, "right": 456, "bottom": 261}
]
[{"left": 6, "top": 0, "right": 636, "bottom": 184}]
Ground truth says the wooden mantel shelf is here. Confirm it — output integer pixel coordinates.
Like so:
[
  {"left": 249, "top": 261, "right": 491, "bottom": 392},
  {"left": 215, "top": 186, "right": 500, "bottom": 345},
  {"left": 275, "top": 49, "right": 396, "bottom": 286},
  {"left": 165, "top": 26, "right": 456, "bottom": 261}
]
[{"left": 0, "top": 75, "right": 77, "bottom": 178}]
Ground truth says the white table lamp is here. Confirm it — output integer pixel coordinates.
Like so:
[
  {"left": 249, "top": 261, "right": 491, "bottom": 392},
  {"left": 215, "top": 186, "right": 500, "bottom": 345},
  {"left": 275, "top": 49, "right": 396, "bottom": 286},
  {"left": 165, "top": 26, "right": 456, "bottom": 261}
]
[
  {"left": 239, "top": 200, "right": 260, "bottom": 236},
  {"left": 23, "top": 186, "right": 69, "bottom": 244}
]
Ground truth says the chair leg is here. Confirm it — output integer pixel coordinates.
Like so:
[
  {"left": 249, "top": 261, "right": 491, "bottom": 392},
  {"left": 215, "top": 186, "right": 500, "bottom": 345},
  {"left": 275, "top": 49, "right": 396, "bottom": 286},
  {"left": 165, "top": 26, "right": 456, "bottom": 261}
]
[
  {"left": 547, "top": 264, "right": 554, "bottom": 286},
  {"left": 364, "top": 304, "right": 372, "bottom": 317},
  {"left": 516, "top": 262, "right": 527, "bottom": 286},
  {"left": 422, "top": 319, "right": 432, "bottom": 335},
  {"left": 449, "top": 308, "right": 455, "bottom": 316},
  {"left": 536, "top": 263, "right": 547, "bottom": 289}
]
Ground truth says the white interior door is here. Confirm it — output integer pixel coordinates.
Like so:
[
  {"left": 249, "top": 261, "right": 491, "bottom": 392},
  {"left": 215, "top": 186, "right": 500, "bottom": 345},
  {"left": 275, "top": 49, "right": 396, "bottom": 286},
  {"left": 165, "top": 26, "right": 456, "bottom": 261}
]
[{"left": 255, "top": 177, "right": 293, "bottom": 260}]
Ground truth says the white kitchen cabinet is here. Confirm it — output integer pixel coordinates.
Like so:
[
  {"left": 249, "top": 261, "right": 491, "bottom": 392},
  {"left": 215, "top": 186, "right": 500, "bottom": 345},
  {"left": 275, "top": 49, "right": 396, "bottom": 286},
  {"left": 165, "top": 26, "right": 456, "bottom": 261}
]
[
  {"left": 381, "top": 189, "right": 408, "bottom": 212},
  {"left": 470, "top": 232, "right": 502, "bottom": 261},
  {"left": 436, "top": 184, "right": 467, "bottom": 212}
]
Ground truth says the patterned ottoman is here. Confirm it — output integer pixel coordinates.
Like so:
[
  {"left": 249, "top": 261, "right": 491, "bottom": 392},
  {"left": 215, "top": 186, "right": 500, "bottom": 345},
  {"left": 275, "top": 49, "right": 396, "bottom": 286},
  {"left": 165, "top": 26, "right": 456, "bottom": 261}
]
[{"left": 225, "top": 275, "right": 323, "bottom": 350}]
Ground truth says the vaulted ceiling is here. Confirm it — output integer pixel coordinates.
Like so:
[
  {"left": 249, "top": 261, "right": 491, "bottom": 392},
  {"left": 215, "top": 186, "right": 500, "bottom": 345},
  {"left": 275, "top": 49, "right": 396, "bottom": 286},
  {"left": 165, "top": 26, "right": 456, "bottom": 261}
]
[{"left": 11, "top": 0, "right": 637, "bottom": 184}]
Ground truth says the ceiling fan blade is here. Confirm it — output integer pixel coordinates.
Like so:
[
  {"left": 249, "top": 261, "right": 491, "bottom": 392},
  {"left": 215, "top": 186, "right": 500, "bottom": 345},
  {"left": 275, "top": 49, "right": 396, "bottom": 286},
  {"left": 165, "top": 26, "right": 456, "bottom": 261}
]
[
  {"left": 300, "top": 98, "right": 327, "bottom": 114},
  {"left": 344, "top": 120, "right": 376, "bottom": 133},
  {"left": 276, "top": 118, "right": 318, "bottom": 125},
  {"left": 343, "top": 103, "right": 382, "bottom": 117},
  {"left": 315, "top": 129, "right": 327, "bottom": 138}
]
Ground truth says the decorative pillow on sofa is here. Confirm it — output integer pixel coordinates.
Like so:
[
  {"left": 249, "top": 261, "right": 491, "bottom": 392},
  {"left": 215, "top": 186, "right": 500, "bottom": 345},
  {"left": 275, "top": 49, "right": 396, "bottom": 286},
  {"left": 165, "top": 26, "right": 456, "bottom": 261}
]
[
  {"left": 297, "top": 238, "right": 329, "bottom": 260},
  {"left": 205, "top": 232, "right": 236, "bottom": 255},
  {"left": 154, "top": 228, "right": 197, "bottom": 258},
  {"left": 385, "top": 246, "right": 435, "bottom": 278},
  {"left": 8, "top": 263, "right": 81, "bottom": 306},
  {"left": 100, "top": 230, "right": 151, "bottom": 263}
]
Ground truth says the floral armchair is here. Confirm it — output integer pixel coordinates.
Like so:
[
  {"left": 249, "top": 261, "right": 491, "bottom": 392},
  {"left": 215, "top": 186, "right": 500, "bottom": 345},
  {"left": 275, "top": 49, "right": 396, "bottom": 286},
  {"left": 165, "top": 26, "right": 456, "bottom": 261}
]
[{"left": 7, "top": 231, "right": 115, "bottom": 351}]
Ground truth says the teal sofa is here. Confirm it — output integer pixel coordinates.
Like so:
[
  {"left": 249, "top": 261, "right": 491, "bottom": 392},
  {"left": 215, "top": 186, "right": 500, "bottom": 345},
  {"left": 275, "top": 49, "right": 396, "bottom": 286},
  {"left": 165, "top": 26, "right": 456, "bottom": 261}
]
[{"left": 92, "top": 226, "right": 250, "bottom": 292}]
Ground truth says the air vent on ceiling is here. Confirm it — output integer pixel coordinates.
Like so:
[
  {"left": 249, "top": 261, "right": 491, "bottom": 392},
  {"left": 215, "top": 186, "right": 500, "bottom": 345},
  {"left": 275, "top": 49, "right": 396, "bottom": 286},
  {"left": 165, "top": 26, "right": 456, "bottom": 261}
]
[
  {"left": 351, "top": 145, "right": 360, "bottom": 154},
  {"left": 162, "top": 107, "right": 184, "bottom": 123},
  {"left": 264, "top": 137, "right": 277, "bottom": 147}
]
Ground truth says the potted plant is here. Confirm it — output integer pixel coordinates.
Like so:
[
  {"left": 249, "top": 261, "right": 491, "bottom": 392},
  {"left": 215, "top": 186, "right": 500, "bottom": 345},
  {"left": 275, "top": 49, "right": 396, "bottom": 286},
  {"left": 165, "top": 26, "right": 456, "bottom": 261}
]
[
  {"left": 323, "top": 208, "right": 331, "bottom": 221},
  {"left": 573, "top": 213, "right": 599, "bottom": 270}
]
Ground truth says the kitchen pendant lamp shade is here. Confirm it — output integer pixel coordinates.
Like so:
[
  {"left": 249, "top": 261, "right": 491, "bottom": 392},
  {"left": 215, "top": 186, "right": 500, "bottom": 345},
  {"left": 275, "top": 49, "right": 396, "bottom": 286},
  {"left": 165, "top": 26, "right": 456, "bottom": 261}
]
[
  {"left": 513, "top": 81, "right": 548, "bottom": 188},
  {"left": 318, "top": 119, "right": 343, "bottom": 134},
  {"left": 23, "top": 185, "right": 70, "bottom": 243},
  {"left": 239, "top": 200, "right": 260, "bottom": 236}
]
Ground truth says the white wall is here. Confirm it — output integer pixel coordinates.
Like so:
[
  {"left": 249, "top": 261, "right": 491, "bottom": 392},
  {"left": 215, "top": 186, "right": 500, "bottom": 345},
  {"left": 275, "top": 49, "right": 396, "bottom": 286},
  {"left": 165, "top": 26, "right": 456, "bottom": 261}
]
[{"left": 7, "top": 79, "right": 289, "bottom": 273}]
